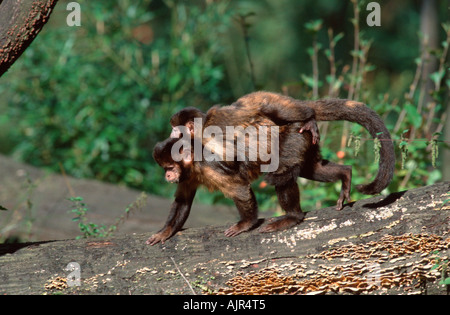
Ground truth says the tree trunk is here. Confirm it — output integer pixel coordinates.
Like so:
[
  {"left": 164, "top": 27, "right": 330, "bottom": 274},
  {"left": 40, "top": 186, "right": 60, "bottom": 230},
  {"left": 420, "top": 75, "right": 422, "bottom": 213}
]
[
  {"left": 0, "top": 182, "right": 449, "bottom": 295},
  {"left": 0, "top": 0, "right": 58, "bottom": 77}
]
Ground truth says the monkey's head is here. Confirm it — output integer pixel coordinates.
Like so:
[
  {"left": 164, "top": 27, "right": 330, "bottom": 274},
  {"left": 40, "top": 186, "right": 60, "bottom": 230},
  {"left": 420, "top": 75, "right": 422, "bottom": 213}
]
[
  {"left": 153, "top": 138, "right": 194, "bottom": 184},
  {"left": 170, "top": 107, "right": 205, "bottom": 138}
]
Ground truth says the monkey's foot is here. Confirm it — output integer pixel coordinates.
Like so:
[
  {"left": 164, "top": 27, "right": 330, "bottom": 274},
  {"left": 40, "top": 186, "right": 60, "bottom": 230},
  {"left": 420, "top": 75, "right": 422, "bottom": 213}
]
[
  {"left": 146, "top": 229, "right": 172, "bottom": 245},
  {"left": 336, "top": 199, "right": 345, "bottom": 211},
  {"left": 258, "top": 213, "right": 305, "bottom": 233},
  {"left": 299, "top": 119, "right": 320, "bottom": 144},
  {"left": 336, "top": 190, "right": 351, "bottom": 211},
  {"left": 224, "top": 220, "right": 259, "bottom": 237}
]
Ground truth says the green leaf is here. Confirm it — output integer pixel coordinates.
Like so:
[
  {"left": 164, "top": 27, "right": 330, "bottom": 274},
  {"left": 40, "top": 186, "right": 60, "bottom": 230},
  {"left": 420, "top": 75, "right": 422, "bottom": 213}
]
[
  {"left": 304, "top": 19, "right": 323, "bottom": 33},
  {"left": 325, "top": 75, "right": 334, "bottom": 84},
  {"left": 168, "top": 72, "right": 182, "bottom": 92},
  {"left": 0, "top": 205, "right": 7, "bottom": 211},
  {"left": 404, "top": 104, "right": 422, "bottom": 128},
  {"left": 439, "top": 278, "right": 450, "bottom": 285},
  {"left": 442, "top": 22, "right": 450, "bottom": 33},
  {"left": 430, "top": 70, "right": 445, "bottom": 88},
  {"left": 301, "top": 74, "right": 315, "bottom": 88},
  {"left": 364, "top": 64, "right": 376, "bottom": 72},
  {"left": 333, "top": 32, "right": 344, "bottom": 44},
  {"left": 350, "top": 49, "right": 364, "bottom": 59}
]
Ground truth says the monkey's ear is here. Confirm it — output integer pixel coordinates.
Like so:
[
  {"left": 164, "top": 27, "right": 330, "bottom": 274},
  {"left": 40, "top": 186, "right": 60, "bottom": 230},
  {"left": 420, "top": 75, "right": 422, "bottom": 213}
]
[
  {"left": 180, "top": 147, "right": 193, "bottom": 164},
  {"left": 186, "top": 121, "right": 195, "bottom": 137},
  {"left": 170, "top": 138, "right": 192, "bottom": 163},
  {"left": 170, "top": 126, "right": 181, "bottom": 138},
  {"left": 171, "top": 125, "right": 193, "bottom": 139}
]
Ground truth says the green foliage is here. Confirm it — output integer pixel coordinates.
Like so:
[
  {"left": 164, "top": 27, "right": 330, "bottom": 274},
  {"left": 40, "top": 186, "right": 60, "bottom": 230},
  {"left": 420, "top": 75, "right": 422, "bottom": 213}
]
[
  {"left": 399, "top": 130, "right": 409, "bottom": 170},
  {"left": 431, "top": 252, "right": 450, "bottom": 287},
  {"left": 429, "top": 133, "right": 441, "bottom": 168},
  {"left": 0, "top": 0, "right": 448, "bottom": 213},
  {"left": 304, "top": 19, "right": 323, "bottom": 34},
  {"left": 69, "top": 192, "right": 147, "bottom": 239},
  {"left": 347, "top": 133, "right": 361, "bottom": 157},
  {"left": 1, "top": 0, "right": 232, "bottom": 196},
  {"left": 69, "top": 197, "right": 107, "bottom": 239}
]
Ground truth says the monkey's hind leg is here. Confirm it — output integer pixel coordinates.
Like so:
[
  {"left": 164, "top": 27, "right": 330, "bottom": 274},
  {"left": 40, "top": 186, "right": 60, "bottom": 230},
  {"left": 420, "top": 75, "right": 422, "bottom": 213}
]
[
  {"left": 259, "top": 178, "right": 305, "bottom": 233},
  {"left": 225, "top": 186, "right": 260, "bottom": 237},
  {"left": 302, "top": 160, "right": 352, "bottom": 210}
]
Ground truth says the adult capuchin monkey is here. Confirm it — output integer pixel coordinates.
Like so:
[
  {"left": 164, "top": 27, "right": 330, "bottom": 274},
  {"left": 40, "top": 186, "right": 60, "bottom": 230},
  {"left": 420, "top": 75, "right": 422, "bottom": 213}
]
[{"left": 147, "top": 91, "right": 395, "bottom": 245}]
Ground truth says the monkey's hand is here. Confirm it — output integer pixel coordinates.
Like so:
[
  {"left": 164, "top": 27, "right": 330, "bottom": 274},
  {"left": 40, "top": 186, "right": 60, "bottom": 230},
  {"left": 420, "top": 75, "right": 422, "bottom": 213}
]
[
  {"left": 299, "top": 119, "right": 320, "bottom": 144},
  {"left": 146, "top": 230, "right": 171, "bottom": 245}
]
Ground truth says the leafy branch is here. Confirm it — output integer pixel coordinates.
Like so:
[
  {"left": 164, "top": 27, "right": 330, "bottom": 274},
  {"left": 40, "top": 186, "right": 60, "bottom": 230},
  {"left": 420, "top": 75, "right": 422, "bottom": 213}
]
[{"left": 69, "top": 193, "right": 147, "bottom": 239}]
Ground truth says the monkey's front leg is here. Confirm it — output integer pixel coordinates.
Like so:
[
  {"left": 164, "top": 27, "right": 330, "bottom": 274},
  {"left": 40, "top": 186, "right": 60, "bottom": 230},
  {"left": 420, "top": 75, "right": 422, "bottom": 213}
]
[
  {"left": 224, "top": 186, "right": 259, "bottom": 237},
  {"left": 146, "top": 182, "right": 197, "bottom": 245}
]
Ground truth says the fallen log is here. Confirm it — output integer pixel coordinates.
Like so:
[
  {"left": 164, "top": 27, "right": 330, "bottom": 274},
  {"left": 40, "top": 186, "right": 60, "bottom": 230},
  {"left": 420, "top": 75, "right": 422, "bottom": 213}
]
[{"left": 0, "top": 182, "right": 448, "bottom": 295}]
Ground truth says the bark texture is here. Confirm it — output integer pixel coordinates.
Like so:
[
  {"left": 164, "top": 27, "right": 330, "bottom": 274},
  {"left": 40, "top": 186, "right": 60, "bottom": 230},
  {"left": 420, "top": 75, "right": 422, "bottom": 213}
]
[{"left": 0, "top": 0, "right": 58, "bottom": 77}]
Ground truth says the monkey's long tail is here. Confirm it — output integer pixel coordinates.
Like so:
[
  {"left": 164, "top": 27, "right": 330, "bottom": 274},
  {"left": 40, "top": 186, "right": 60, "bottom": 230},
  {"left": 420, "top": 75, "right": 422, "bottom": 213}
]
[{"left": 306, "top": 99, "right": 395, "bottom": 195}]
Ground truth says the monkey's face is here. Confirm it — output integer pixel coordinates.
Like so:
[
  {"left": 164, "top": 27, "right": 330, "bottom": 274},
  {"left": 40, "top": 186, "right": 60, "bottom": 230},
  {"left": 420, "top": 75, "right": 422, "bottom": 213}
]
[
  {"left": 162, "top": 159, "right": 192, "bottom": 184},
  {"left": 164, "top": 164, "right": 182, "bottom": 183},
  {"left": 153, "top": 138, "right": 194, "bottom": 184}
]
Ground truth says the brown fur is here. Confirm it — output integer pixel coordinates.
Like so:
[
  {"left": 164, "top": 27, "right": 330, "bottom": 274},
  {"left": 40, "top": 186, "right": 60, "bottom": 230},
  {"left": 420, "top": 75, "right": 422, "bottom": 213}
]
[
  {"left": 148, "top": 92, "right": 395, "bottom": 245},
  {"left": 208, "top": 92, "right": 394, "bottom": 194}
]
